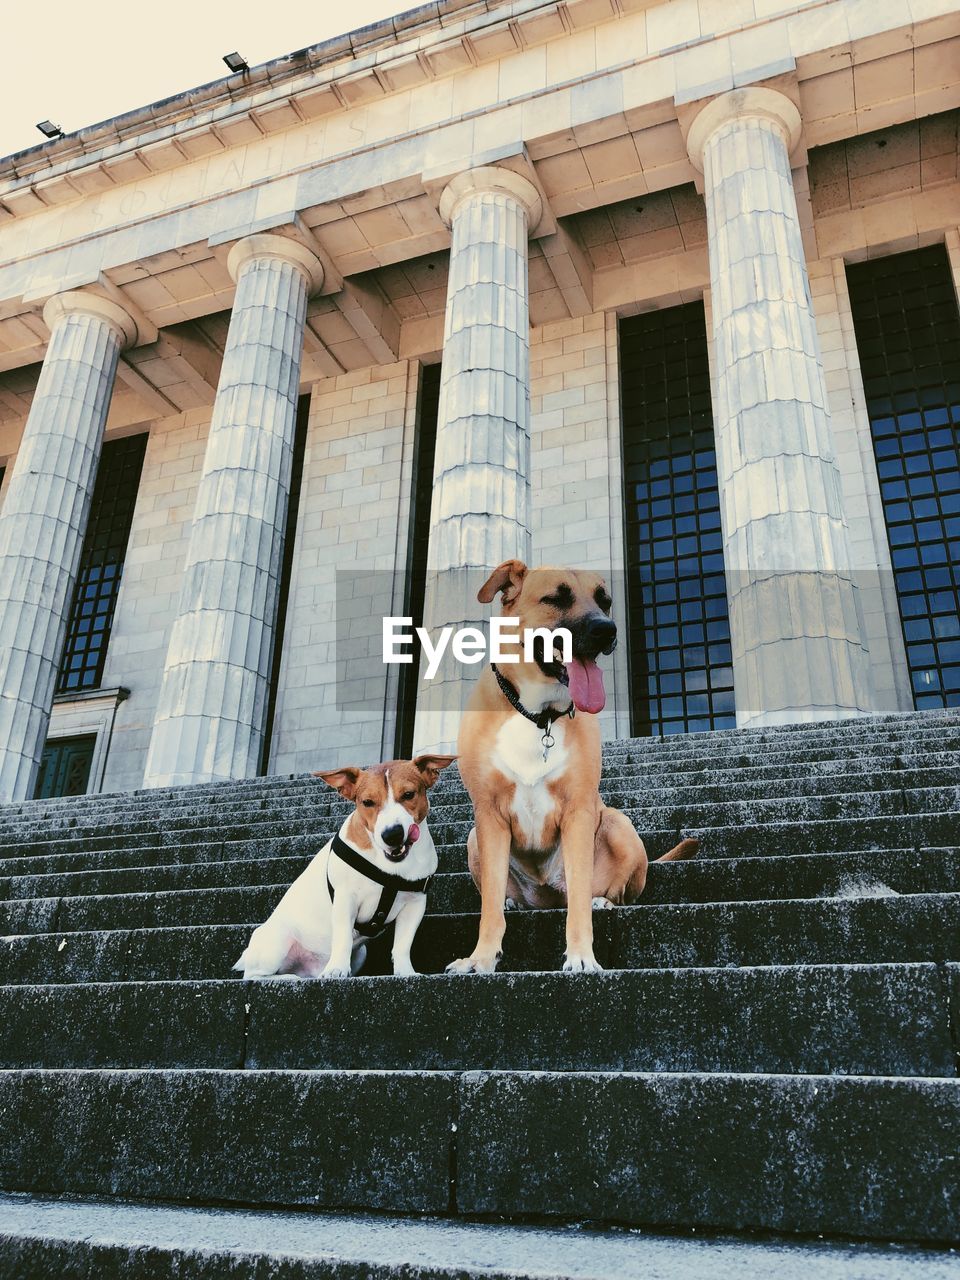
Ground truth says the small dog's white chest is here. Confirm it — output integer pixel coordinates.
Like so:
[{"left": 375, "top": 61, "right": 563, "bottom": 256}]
[{"left": 492, "top": 715, "right": 569, "bottom": 847}]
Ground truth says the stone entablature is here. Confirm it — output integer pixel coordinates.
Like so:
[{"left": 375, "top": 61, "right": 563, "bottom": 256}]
[{"left": 0, "top": 0, "right": 956, "bottom": 383}]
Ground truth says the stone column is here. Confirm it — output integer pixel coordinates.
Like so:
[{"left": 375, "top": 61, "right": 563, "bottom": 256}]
[
  {"left": 0, "top": 292, "right": 138, "bottom": 802},
  {"left": 143, "top": 234, "right": 322, "bottom": 787},
  {"left": 415, "top": 167, "right": 541, "bottom": 751},
  {"left": 686, "top": 88, "right": 872, "bottom": 727}
]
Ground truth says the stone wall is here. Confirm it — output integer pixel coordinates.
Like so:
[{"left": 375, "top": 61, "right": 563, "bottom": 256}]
[
  {"left": 267, "top": 360, "right": 416, "bottom": 775},
  {"left": 530, "top": 310, "right": 630, "bottom": 740},
  {"left": 99, "top": 412, "right": 210, "bottom": 792}
]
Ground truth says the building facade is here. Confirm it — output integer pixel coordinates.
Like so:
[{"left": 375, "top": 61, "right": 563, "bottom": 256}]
[{"left": 0, "top": 0, "right": 958, "bottom": 800}]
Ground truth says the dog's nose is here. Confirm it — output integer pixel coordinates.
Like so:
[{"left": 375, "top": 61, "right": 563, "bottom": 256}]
[
  {"left": 381, "top": 823, "right": 406, "bottom": 849},
  {"left": 585, "top": 615, "right": 617, "bottom": 654}
]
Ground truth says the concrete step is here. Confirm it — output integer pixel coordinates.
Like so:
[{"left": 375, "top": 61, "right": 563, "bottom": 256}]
[
  {"left": 3, "top": 749, "right": 960, "bottom": 849},
  {"left": 0, "top": 852, "right": 314, "bottom": 901},
  {"left": 597, "top": 721, "right": 960, "bottom": 761},
  {"left": 2, "top": 845, "right": 956, "bottom": 919},
  {"left": 0, "top": 874, "right": 479, "bottom": 934},
  {"left": 432, "top": 810, "right": 960, "bottom": 860},
  {"left": 2, "top": 893, "right": 957, "bottom": 984},
  {"left": 0, "top": 836, "right": 317, "bottom": 879},
  {"left": 430, "top": 785, "right": 960, "bottom": 845},
  {"left": 1, "top": 964, "right": 956, "bottom": 1076},
  {"left": 4, "top": 759, "right": 958, "bottom": 846},
  {"left": 1, "top": 737, "right": 958, "bottom": 831},
  {"left": 0, "top": 727, "right": 958, "bottom": 835},
  {"left": 5, "top": 1196, "right": 958, "bottom": 1280},
  {"left": 1, "top": 706, "right": 957, "bottom": 1256},
  {"left": 568, "top": 764, "right": 960, "bottom": 809},
  {"left": 1, "top": 787, "right": 959, "bottom": 877},
  {"left": 2, "top": 845, "right": 958, "bottom": 935},
  {"left": 0, "top": 811, "right": 956, "bottom": 890},
  {"left": 0, "top": 706, "right": 956, "bottom": 825},
  {"left": 0, "top": 1068, "right": 957, "bottom": 1241}
]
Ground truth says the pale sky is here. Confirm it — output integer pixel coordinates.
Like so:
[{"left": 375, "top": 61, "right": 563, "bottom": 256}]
[{"left": 1, "top": 0, "right": 415, "bottom": 161}]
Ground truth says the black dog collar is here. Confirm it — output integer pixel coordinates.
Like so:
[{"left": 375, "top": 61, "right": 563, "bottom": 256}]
[
  {"left": 491, "top": 664, "right": 575, "bottom": 759},
  {"left": 327, "top": 831, "right": 431, "bottom": 938}
]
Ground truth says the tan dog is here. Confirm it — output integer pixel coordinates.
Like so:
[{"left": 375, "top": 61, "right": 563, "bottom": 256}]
[{"left": 447, "top": 560, "right": 697, "bottom": 975}]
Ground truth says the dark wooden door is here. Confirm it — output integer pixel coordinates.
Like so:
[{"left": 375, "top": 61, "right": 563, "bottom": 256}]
[{"left": 34, "top": 735, "right": 96, "bottom": 799}]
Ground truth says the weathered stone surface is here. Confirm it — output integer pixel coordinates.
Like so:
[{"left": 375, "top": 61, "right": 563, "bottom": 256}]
[
  {"left": 244, "top": 965, "right": 954, "bottom": 1076},
  {"left": 3, "top": 848, "right": 959, "bottom": 923},
  {"left": 0, "top": 981, "right": 245, "bottom": 1069},
  {"left": 0, "top": 1070, "right": 454, "bottom": 1211},
  {"left": 2, "top": 890, "right": 957, "bottom": 985},
  {"left": 617, "top": 893, "right": 960, "bottom": 969},
  {"left": 0, "top": 293, "right": 135, "bottom": 804},
  {"left": 0, "top": 852, "right": 311, "bottom": 902},
  {"left": 416, "top": 168, "right": 539, "bottom": 754},
  {"left": 0, "top": 760, "right": 958, "bottom": 855},
  {"left": 143, "top": 237, "right": 320, "bottom": 790},
  {"left": 4, "top": 965, "right": 951, "bottom": 1075},
  {"left": 3, "top": 1195, "right": 959, "bottom": 1280},
  {"left": 456, "top": 1072, "right": 960, "bottom": 1241},
  {"left": 0, "top": 923, "right": 250, "bottom": 984},
  {"left": 0, "top": 707, "right": 954, "bottom": 830},
  {"left": 0, "top": 706, "right": 958, "bottom": 1251},
  {"left": 639, "top": 846, "right": 960, "bottom": 906},
  {"left": 689, "top": 89, "right": 872, "bottom": 728}
]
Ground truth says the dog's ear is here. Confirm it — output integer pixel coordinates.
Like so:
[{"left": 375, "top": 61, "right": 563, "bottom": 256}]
[
  {"left": 313, "top": 766, "right": 363, "bottom": 799},
  {"left": 413, "top": 754, "right": 457, "bottom": 787},
  {"left": 478, "top": 559, "right": 527, "bottom": 606}
]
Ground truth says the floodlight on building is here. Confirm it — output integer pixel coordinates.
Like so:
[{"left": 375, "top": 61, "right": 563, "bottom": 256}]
[
  {"left": 222, "top": 52, "right": 249, "bottom": 73},
  {"left": 36, "top": 120, "right": 64, "bottom": 140}
]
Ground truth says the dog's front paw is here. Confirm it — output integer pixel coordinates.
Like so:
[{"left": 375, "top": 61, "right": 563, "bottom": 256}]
[
  {"left": 591, "top": 896, "right": 615, "bottom": 910},
  {"left": 320, "top": 961, "right": 351, "bottom": 979},
  {"left": 562, "top": 951, "right": 603, "bottom": 974},
  {"left": 446, "top": 952, "right": 500, "bottom": 975},
  {"left": 392, "top": 960, "right": 418, "bottom": 978}
]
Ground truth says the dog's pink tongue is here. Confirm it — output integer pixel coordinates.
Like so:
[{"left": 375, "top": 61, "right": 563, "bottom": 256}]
[
  {"left": 407, "top": 823, "right": 420, "bottom": 845},
  {"left": 567, "top": 657, "right": 606, "bottom": 713}
]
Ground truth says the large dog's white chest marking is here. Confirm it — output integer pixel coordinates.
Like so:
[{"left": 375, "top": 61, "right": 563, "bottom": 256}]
[{"left": 492, "top": 714, "right": 569, "bottom": 848}]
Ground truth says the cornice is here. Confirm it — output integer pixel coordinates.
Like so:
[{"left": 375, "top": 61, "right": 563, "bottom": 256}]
[{"left": 0, "top": 0, "right": 609, "bottom": 196}]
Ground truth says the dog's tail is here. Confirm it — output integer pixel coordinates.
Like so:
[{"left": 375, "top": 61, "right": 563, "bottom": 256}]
[{"left": 655, "top": 836, "right": 699, "bottom": 863}]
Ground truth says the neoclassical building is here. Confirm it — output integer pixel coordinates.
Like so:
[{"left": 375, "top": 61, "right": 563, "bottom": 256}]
[{"left": 0, "top": 0, "right": 957, "bottom": 800}]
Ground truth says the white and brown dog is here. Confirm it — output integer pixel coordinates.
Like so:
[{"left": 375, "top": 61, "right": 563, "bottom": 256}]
[
  {"left": 448, "top": 560, "right": 697, "bottom": 976},
  {"left": 233, "top": 755, "right": 456, "bottom": 980}
]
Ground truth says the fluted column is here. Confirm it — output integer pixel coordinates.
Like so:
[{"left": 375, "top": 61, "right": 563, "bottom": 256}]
[
  {"left": 687, "top": 88, "right": 872, "bottom": 727},
  {"left": 415, "top": 167, "right": 541, "bottom": 751},
  {"left": 0, "top": 292, "right": 138, "bottom": 802},
  {"left": 143, "top": 234, "right": 322, "bottom": 787}
]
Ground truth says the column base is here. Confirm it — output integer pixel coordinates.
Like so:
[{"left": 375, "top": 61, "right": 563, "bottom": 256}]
[
  {"left": 142, "top": 711, "right": 264, "bottom": 790},
  {"left": 735, "top": 705, "right": 868, "bottom": 731}
]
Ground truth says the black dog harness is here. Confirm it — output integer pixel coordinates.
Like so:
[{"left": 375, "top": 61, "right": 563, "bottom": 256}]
[
  {"left": 491, "top": 663, "right": 575, "bottom": 759},
  {"left": 326, "top": 831, "right": 432, "bottom": 938}
]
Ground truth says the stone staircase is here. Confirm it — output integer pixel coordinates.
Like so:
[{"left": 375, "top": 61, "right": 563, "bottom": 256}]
[{"left": 1, "top": 708, "right": 959, "bottom": 1277}]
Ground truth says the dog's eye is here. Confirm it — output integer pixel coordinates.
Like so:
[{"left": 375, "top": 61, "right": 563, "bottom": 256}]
[
  {"left": 361, "top": 799, "right": 376, "bottom": 808},
  {"left": 540, "top": 584, "right": 574, "bottom": 608},
  {"left": 401, "top": 790, "right": 415, "bottom": 802},
  {"left": 595, "top": 590, "right": 612, "bottom": 612}
]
